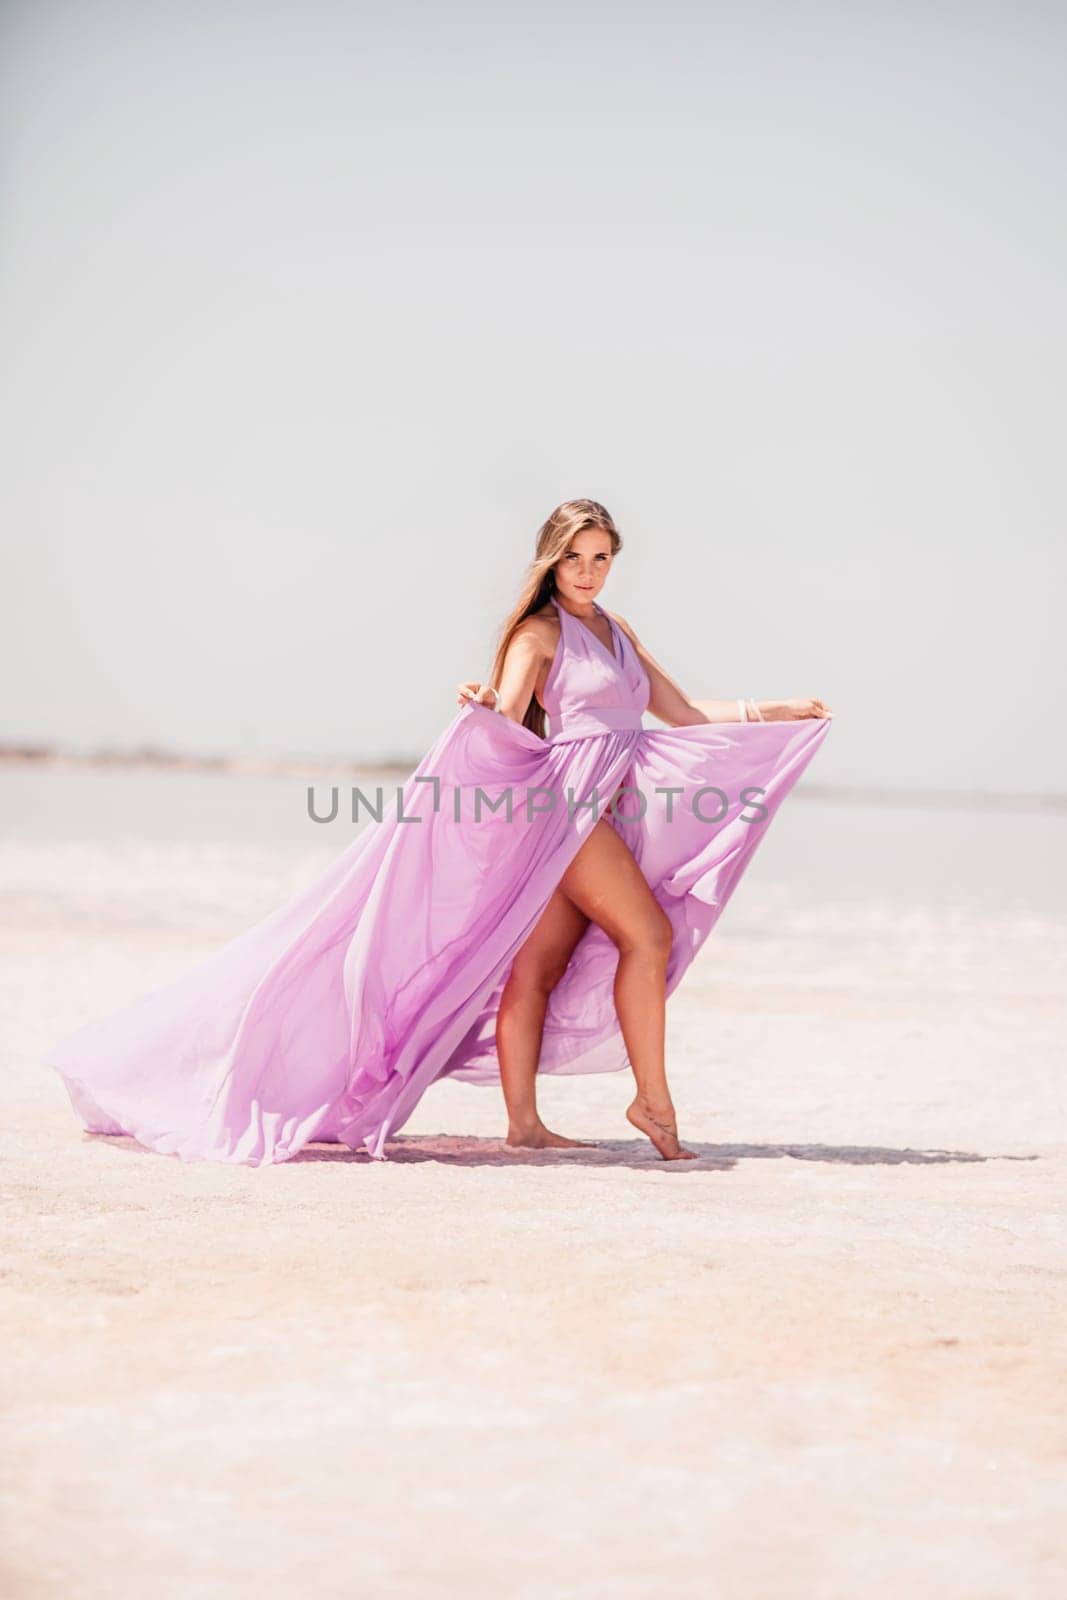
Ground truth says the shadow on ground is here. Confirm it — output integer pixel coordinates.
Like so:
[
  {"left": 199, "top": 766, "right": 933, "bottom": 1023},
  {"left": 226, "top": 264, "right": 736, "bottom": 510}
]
[{"left": 293, "top": 1136, "right": 1039, "bottom": 1171}]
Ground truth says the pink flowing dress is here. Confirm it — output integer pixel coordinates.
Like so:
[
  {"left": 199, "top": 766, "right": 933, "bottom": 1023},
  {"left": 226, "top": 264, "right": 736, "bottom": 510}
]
[{"left": 45, "top": 601, "right": 832, "bottom": 1163}]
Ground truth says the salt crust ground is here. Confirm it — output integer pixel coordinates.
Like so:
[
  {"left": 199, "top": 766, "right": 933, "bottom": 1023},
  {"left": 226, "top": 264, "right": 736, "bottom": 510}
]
[{"left": 2, "top": 831, "right": 1065, "bottom": 1598}]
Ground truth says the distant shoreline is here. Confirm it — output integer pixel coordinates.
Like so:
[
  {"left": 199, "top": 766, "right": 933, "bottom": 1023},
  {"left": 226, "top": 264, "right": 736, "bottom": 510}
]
[
  {"left": 1, "top": 744, "right": 1064, "bottom": 815},
  {"left": 0, "top": 744, "right": 414, "bottom": 780}
]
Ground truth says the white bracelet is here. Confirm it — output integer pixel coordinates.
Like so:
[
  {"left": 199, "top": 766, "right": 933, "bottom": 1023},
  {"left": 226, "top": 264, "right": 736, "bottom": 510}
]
[
  {"left": 487, "top": 686, "right": 501, "bottom": 712},
  {"left": 737, "top": 698, "right": 748, "bottom": 723},
  {"left": 749, "top": 698, "right": 764, "bottom": 723}
]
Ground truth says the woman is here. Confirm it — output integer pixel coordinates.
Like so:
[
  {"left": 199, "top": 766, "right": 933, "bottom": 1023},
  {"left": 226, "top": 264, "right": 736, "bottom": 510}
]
[
  {"left": 45, "top": 499, "right": 832, "bottom": 1166},
  {"left": 454, "top": 501, "right": 831, "bottom": 1160}
]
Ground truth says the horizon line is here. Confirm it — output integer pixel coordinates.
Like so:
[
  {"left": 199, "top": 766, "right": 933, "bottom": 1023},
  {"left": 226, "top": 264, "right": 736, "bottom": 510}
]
[{"left": 1, "top": 742, "right": 1064, "bottom": 816}]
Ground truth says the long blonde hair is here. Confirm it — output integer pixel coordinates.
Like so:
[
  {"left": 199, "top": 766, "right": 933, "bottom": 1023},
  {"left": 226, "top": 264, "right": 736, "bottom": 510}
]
[{"left": 487, "top": 499, "right": 623, "bottom": 740}]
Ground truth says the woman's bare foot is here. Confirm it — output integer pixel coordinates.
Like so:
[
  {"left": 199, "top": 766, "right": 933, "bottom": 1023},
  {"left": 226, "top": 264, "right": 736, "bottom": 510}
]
[
  {"left": 505, "top": 1120, "right": 597, "bottom": 1151},
  {"left": 626, "top": 1096, "right": 698, "bottom": 1160}
]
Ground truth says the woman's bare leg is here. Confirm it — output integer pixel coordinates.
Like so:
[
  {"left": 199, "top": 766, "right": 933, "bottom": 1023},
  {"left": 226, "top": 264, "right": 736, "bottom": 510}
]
[
  {"left": 497, "top": 885, "right": 595, "bottom": 1149},
  {"left": 559, "top": 819, "right": 696, "bottom": 1160}
]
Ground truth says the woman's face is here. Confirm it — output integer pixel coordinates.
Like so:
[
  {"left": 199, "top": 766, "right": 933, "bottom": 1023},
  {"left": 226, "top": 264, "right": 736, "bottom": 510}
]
[{"left": 553, "top": 527, "right": 614, "bottom": 607}]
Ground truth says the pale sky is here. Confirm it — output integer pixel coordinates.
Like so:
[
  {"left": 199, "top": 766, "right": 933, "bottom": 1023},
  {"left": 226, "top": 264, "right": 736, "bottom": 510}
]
[{"left": 2, "top": 1, "right": 1064, "bottom": 794}]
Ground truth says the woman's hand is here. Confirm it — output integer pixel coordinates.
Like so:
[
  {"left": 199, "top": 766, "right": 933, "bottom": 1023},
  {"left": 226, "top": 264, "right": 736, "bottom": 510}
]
[
  {"left": 763, "top": 698, "right": 833, "bottom": 721},
  {"left": 456, "top": 681, "right": 497, "bottom": 709}
]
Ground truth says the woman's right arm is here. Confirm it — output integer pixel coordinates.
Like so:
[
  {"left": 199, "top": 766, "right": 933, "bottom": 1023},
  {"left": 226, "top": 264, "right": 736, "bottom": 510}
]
[{"left": 455, "top": 621, "right": 549, "bottom": 724}]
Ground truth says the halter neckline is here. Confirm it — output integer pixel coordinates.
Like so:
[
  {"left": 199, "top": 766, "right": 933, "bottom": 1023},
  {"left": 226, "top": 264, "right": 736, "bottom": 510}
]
[{"left": 555, "top": 598, "right": 621, "bottom": 669}]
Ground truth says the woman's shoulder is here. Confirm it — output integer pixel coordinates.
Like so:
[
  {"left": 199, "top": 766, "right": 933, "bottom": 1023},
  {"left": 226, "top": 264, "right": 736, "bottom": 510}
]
[{"left": 512, "top": 603, "right": 560, "bottom": 658}]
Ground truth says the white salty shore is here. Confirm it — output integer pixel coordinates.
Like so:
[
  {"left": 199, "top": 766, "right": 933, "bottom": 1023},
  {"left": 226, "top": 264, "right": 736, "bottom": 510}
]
[{"left": 2, "top": 764, "right": 1065, "bottom": 1598}]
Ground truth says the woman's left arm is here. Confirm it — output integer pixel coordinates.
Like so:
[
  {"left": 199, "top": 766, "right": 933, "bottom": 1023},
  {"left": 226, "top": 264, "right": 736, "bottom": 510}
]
[{"left": 612, "top": 614, "right": 833, "bottom": 724}]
